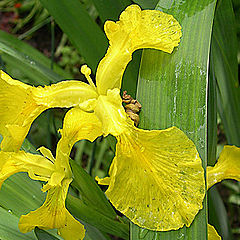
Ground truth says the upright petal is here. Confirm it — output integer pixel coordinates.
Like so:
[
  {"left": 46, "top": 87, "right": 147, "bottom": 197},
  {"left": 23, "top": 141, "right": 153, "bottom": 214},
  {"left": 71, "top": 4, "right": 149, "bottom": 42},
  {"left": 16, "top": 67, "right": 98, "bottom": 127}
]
[
  {"left": 0, "top": 151, "right": 54, "bottom": 187},
  {"left": 97, "top": 126, "right": 205, "bottom": 231},
  {"left": 207, "top": 145, "right": 240, "bottom": 189},
  {"left": 19, "top": 178, "right": 85, "bottom": 240},
  {"left": 0, "top": 71, "right": 97, "bottom": 151},
  {"left": 96, "top": 4, "right": 182, "bottom": 94},
  {"left": 208, "top": 224, "right": 221, "bottom": 240}
]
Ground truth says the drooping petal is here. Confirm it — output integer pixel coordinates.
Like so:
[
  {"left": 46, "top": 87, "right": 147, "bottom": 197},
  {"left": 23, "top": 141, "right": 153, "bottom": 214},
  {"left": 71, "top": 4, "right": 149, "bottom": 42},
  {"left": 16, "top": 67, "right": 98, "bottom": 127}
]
[
  {"left": 208, "top": 224, "right": 221, "bottom": 240},
  {"left": 19, "top": 178, "right": 85, "bottom": 240},
  {"left": 97, "top": 126, "right": 205, "bottom": 231},
  {"left": 96, "top": 4, "right": 182, "bottom": 94},
  {"left": 0, "top": 71, "right": 97, "bottom": 151},
  {"left": 56, "top": 107, "right": 103, "bottom": 169},
  {"left": 207, "top": 145, "right": 240, "bottom": 190},
  {"left": 94, "top": 88, "right": 128, "bottom": 136},
  {"left": 0, "top": 71, "right": 46, "bottom": 151},
  {"left": 58, "top": 211, "right": 85, "bottom": 240},
  {"left": 0, "top": 151, "right": 54, "bottom": 188}
]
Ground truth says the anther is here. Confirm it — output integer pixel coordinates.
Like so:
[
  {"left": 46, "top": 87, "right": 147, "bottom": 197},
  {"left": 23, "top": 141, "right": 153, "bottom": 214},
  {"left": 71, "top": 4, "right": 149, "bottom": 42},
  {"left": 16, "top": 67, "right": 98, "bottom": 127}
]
[
  {"left": 122, "top": 90, "right": 142, "bottom": 126},
  {"left": 80, "top": 65, "right": 96, "bottom": 88}
]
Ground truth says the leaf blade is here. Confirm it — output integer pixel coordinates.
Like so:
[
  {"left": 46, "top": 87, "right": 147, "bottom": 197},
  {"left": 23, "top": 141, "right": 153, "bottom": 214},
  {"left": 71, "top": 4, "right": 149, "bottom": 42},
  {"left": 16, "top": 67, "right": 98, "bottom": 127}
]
[
  {"left": 132, "top": 0, "right": 218, "bottom": 239},
  {"left": 39, "top": 0, "right": 108, "bottom": 71},
  {"left": 211, "top": 0, "right": 240, "bottom": 146}
]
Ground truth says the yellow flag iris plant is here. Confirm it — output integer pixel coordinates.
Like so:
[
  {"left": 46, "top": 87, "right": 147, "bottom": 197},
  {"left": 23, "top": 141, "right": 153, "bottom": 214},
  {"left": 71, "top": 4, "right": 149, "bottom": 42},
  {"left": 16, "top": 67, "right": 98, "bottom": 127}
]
[{"left": 0, "top": 4, "right": 239, "bottom": 240}]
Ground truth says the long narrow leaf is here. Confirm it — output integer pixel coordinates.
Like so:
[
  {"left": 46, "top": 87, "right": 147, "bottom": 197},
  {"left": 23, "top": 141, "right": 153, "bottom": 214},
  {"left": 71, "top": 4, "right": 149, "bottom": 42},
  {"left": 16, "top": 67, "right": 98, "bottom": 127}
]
[
  {"left": 131, "top": 0, "right": 217, "bottom": 239},
  {"left": 132, "top": 0, "right": 158, "bottom": 9},
  {"left": 39, "top": 0, "right": 108, "bottom": 71},
  {"left": 207, "top": 37, "right": 233, "bottom": 240},
  {"left": 212, "top": 0, "right": 240, "bottom": 146},
  {"left": 0, "top": 42, "right": 64, "bottom": 85},
  {"left": 90, "top": 0, "right": 131, "bottom": 22},
  {"left": 0, "top": 30, "right": 71, "bottom": 85},
  {"left": 66, "top": 195, "right": 129, "bottom": 240},
  {"left": 70, "top": 159, "right": 116, "bottom": 219},
  {"left": 0, "top": 207, "right": 36, "bottom": 240}
]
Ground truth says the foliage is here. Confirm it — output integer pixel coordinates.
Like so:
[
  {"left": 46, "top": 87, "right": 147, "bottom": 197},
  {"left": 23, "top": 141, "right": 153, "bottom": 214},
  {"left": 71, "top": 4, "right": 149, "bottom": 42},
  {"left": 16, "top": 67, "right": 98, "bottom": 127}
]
[{"left": 0, "top": 0, "right": 239, "bottom": 239}]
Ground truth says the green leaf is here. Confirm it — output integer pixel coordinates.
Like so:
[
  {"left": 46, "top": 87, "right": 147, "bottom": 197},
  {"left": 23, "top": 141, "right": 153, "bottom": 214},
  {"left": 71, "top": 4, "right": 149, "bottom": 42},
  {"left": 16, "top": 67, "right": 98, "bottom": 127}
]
[
  {"left": 66, "top": 195, "right": 129, "bottom": 240},
  {"left": 207, "top": 29, "right": 233, "bottom": 239},
  {"left": 0, "top": 173, "right": 44, "bottom": 218},
  {"left": 207, "top": 54, "right": 217, "bottom": 167},
  {"left": 132, "top": 0, "right": 158, "bottom": 9},
  {"left": 211, "top": 0, "right": 240, "bottom": 146},
  {"left": 39, "top": 0, "right": 108, "bottom": 71},
  {"left": 84, "top": 224, "right": 111, "bottom": 240},
  {"left": 70, "top": 159, "right": 116, "bottom": 219},
  {"left": 0, "top": 207, "right": 36, "bottom": 240},
  {"left": 34, "top": 228, "right": 60, "bottom": 240},
  {"left": 91, "top": 0, "right": 132, "bottom": 22},
  {"left": 208, "top": 187, "right": 233, "bottom": 240},
  {"left": 0, "top": 173, "right": 61, "bottom": 239},
  {"left": 0, "top": 30, "right": 71, "bottom": 85},
  {"left": 132, "top": 0, "right": 217, "bottom": 239}
]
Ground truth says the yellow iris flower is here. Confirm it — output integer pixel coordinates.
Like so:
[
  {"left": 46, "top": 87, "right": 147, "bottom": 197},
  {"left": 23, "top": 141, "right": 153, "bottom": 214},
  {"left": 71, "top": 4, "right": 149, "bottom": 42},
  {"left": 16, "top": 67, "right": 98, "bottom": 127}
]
[
  {"left": 0, "top": 142, "right": 85, "bottom": 240},
  {"left": 0, "top": 4, "right": 239, "bottom": 239}
]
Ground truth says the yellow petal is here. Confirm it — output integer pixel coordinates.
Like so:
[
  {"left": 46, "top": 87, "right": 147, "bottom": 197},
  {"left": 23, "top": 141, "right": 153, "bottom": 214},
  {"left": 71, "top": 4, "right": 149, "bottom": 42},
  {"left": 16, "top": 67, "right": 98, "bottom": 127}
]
[
  {"left": 58, "top": 211, "right": 85, "bottom": 240},
  {"left": 42, "top": 171, "right": 66, "bottom": 192},
  {"left": 0, "top": 71, "right": 97, "bottom": 151},
  {"left": 32, "top": 80, "right": 97, "bottom": 109},
  {"left": 95, "top": 176, "right": 111, "bottom": 185},
  {"left": 61, "top": 107, "right": 103, "bottom": 145},
  {"left": 0, "top": 151, "right": 54, "bottom": 188},
  {"left": 37, "top": 146, "right": 55, "bottom": 162},
  {"left": 56, "top": 108, "right": 103, "bottom": 169},
  {"left": 0, "top": 71, "right": 47, "bottom": 151},
  {"left": 208, "top": 224, "right": 222, "bottom": 240},
  {"left": 207, "top": 145, "right": 240, "bottom": 190},
  {"left": 1, "top": 124, "right": 27, "bottom": 152},
  {"left": 96, "top": 4, "right": 182, "bottom": 94},
  {"left": 19, "top": 178, "right": 85, "bottom": 240},
  {"left": 94, "top": 88, "right": 128, "bottom": 136},
  {"left": 98, "top": 126, "right": 205, "bottom": 231}
]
